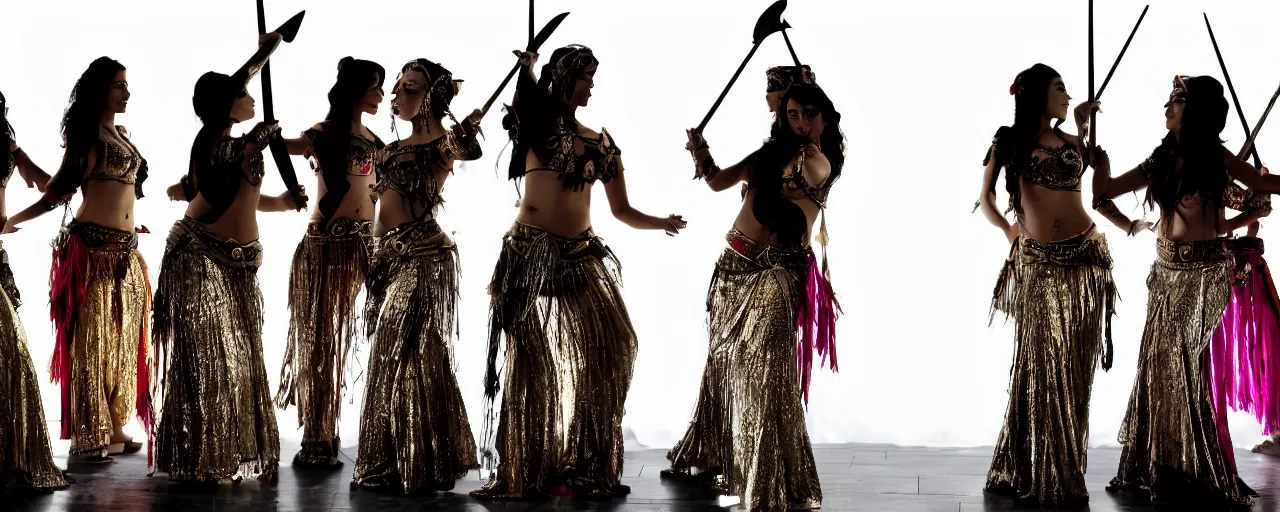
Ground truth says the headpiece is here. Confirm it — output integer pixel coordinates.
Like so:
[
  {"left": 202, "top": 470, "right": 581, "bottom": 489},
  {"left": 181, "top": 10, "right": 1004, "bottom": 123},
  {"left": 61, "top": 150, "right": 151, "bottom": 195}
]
[
  {"left": 392, "top": 59, "right": 464, "bottom": 124},
  {"left": 766, "top": 65, "right": 816, "bottom": 94},
  {"left": 548, "top": 44, "right": 598, "bottom": 99}
]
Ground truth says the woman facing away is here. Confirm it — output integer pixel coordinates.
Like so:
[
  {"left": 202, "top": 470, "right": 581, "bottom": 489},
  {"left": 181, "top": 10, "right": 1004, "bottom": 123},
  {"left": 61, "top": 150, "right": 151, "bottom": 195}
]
[
  {"left": 664, "top": 64, "right": 818, "bottom": 488},
  {"left": 5, "top": 56, "right": 152, "bottom": 464},
  {"left": 473, "top": 45, "right": 685, "bottom": 499},
  {"left": 350, "top": 57, "right": 483, "bottom": 493},
  {"left": 683, "top": 81, "right": 843, "bottom": 511},
  {"left": 150, "top": 31, "right": 307, "bottom": 484},
  {"left": 976, "top": 63, "right": 1138, "bottom": 506},
  {"left": 0, "top": 89, "right": 68, "bottom": 492},
  {"left": 1095, "top": 75, "right": 1280, "bottom": 508},
  {"left": 273, "top": 56, "right": 386, "bottom": 469}
]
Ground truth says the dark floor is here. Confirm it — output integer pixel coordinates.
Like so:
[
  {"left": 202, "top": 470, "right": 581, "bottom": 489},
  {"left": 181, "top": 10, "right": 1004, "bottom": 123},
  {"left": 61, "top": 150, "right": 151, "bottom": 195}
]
[{"left": 9, "top": 443, "right": 1280, "bottom": 511}]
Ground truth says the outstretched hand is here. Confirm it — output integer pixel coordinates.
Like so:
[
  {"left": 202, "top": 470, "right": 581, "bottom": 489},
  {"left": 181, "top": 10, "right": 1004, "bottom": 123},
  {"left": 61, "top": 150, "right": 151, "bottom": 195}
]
[
  {"left": 663, "top": 214, "right": 687, "bottom": 236},
  {"left": 2, "top": 217, "right": 19, "bottom": 235}
]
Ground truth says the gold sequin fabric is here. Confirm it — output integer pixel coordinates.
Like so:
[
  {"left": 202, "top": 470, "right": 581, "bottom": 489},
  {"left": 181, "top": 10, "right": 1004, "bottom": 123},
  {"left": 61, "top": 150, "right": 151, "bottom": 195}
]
[
  {"left": 50, "top": 220, "right": 150, "bottom": 456},
  {"left": 1109, "top": 237, "right": 1251, "bottom": 506},
  {"left": 352, "top": 220, "right": 479, "bottom": 493},
  {"left": 276, "top": 219, "right": 372, "bottom": 466},
  {"left": 0, "top": 242, "right": 69, "bottom": 491},
  {"left": 149, "top": 218, "right": 279, "bottom": 483},
  {"left": 984, "top": 226, "right": 1116, "bottom": 505},
  {"left": 709, "top": 229, "right": 822, "bottom": 511},
  {"left": 475, "top": 222, "right": 636, "bottom": 498}
]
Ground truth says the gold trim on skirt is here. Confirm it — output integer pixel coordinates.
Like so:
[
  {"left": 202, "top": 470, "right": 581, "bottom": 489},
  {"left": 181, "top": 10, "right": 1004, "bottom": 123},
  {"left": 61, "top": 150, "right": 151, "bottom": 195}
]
[
  {"left": 352, "top": 220, "right": 479, "bottom": 493},
  {"left": 276, "top": 219, "right": 372, "bottom": 466},
  {"left": 475, "top": 222, "right": 636, "bottom": 498},
  {"left": 0, "top": 241, "right": 69, "bottom": 490},
  {"left": 51, "top": 220, "right": 150, "bottom": 456},
  {"left": 1109, "top": 237, "right": 1251, "bottom": 506},
  {"left": 150, "top": 218, "right": 279, "bottom": 483},
  {"left": 984, "top": 226, "right": 1116, "bottom": 505},
  {"left": 706, "top": 229, "right": 822, "bottom": 511}
]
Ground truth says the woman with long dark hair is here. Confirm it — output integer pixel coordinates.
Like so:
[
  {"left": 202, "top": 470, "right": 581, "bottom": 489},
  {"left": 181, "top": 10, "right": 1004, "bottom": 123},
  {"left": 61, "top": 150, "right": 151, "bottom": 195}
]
[
  {"left": 350, "top": 57, "right": 482, "bottom": 494},
  {"left": 976, "top": 63, "right": 1135, "bottom": 505},
  {"left": 474, "top": 46, "right": 685, "bottom": 499},
  {"left": 1096, "top": 75, "right": 1280, "bottom": 507},
  {"left": 4, "top": 57, "right": 151, "bottom": 464},
  {"left": 682, "top": 81, "right": 843, "bottom": 510},
  {"left": 150, "top": 31, "right": 306, "bottom": 484},
  {"left": 274, "top": 57, "right": 385, "bottom": 468},
  {"left": 0, "top": 90, "right": 67, "bottom": 491},
  {"left": 664, "top": 64, "right": 818, "bottom": 489}
]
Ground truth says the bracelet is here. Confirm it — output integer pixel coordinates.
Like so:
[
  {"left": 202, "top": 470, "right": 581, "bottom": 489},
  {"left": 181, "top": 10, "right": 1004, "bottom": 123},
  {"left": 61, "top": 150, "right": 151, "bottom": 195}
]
[{"left": 1092, "top": 197, "right": 1115, "bottom": 210}]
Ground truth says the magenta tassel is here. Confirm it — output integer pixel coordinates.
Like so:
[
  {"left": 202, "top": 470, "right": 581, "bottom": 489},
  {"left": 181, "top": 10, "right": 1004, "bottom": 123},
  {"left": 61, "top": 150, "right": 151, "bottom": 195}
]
[
  {"left": 797, "top": 254, "right": 841, "bottom": 405},
  {"left": 1209, "top": 241, "right": 1280, "bottom": 451}
]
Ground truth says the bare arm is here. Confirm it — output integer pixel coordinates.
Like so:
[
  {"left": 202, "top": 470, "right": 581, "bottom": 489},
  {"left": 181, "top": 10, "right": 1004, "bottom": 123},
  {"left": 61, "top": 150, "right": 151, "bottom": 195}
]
[
  {"left": 602, "top": 158, "right": 685, "bottom": 234},
  {"left": 3, "top": 147, "right": 94, "bottom": 233},
  {"left": 977, "top": 151, "right": 1016, "bottom": 242},
  {"left": 12, "top": 148, "right": 50, "bottom": 191},
  {"left": 685, "top": 129, "right": 751, "bottom": 192},
  {"left": 1227, "top": 151, "right": 1280, "bottom": 193},
  {"left": 256, "top": 185, "right": 307, "bottom": 212},
  {"left": 282, "top": 136, "right": 309, "bottom": 156}
]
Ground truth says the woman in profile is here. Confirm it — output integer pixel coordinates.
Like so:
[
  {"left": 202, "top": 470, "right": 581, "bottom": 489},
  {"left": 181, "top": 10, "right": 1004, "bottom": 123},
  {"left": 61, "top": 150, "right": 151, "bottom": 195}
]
[
  {"left": 275, "top": 57, "right": 386, "bottom": 469},
  {"left": 150, "top": 31, "right": 307, "bottom": 484},
  {"left": 350, "top": 57, "right": 482, "bottom": 493},
  {"left": 6, "top": 56, "right": 152, "bottom": 464},
  {"left": 475, "top": 45, "right": 684, "bottom": 499},
  {"left": 976, "top": 63, "right": 1133, "bottom": 506},
  {"left": 1097, "top": 75, "right": 1280, "bottom": 508}
]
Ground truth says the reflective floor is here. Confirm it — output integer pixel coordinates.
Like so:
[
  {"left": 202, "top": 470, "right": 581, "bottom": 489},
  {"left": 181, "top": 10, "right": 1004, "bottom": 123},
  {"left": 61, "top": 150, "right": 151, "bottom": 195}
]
[{"left": 9, "top": 442, "right": 1280, "bottom": 511}]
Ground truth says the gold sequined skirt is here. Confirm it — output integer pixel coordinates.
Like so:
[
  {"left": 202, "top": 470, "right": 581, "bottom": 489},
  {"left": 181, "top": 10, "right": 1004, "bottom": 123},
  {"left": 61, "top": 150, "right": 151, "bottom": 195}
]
[
  {"left": 1110, "top": 237, "right": 1251, "bottom": 506},
  {"left": 703, "top": 230, "right": 822, "bottom": 511},
  {"left": 475, "top": 222, "right": 636, "bottom": 498},
  {"left": 276, "top": 219, "right": 372, "bottom": 466},
  {"left": 49, "top": 220, "right": 150, "bottom": 456},
  {"left": 0, "top": 242, "right": 69, "bottom": 490},
  {"left": 351, "top": 220, "right": 478, "bottom": 493},
  {"left": 984, "top": 227, "right": 1116, "bottom": 505},
  {"left": 149, "top": 218, "right": 279, "bottom": 483}
]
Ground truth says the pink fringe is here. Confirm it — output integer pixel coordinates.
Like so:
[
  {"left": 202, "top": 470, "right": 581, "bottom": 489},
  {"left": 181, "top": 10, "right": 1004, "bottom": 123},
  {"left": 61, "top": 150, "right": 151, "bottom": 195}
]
[
  {"left": 797, "top": 254, "right": 841, "bottom": 406},
  {"left": 1209, "top": 244, "right": 1280, "bottom": 468},
  {"left": 136, "top": 263, "right": 154, "bottom": 465},
  {"left": 48, "top": 234, "right": 89, "bottom": 440}
]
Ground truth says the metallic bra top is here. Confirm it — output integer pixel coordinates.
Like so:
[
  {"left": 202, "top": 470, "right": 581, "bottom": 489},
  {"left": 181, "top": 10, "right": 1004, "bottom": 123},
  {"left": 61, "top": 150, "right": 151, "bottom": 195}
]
[{"left": 88, "top": 126, "right": 143, "bottom": 184}]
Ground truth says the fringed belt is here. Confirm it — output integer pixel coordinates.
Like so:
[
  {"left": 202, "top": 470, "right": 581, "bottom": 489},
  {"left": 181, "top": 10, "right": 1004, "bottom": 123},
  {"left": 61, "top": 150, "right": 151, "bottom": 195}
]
[
  {"left": 1016, "top": 225, "right": 1113, "bottom": 269},
  {"left": 60, "top": 219, "right": 138, "bottom": 252},
  {"left": 506, "top": 221, "right": 614, "bottom": 262},
  {"left": 306, "top": 218, "right": 372, "bottom": 238},
  {"left": 377, "top": 219, "right": 451, "bottom": 258},
  {"left": 722, "top": 228, "right": 838, "bottom": 405},
  {"left": 724, "top": 228, "right": 811, "bottom": 270},
  {"left": 1157, "top": 236, "right": 1229, "bottom": 264},
  {"left": 173, "top": 217, "right": 263, "bottom": 270},
  {"left": 1228, "top": 236, "right": 1265, "bottom": 254}
]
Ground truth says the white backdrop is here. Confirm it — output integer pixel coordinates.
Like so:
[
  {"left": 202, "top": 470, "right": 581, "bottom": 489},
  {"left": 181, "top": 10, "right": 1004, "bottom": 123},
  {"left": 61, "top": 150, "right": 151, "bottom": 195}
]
[{"left": 5, "top": 0, "right": 1280, "bottom": 459}]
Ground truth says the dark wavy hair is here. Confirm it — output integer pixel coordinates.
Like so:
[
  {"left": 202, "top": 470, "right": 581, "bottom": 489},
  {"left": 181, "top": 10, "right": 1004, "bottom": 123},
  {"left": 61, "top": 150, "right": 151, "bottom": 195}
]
[
  {"left": 1143, "top": 75, "right": 1230, "bottom": 225},
  {"left": 537, "top": 45, "right": 598, "bottom": 101},
  {"left": 315, "top": 57, "right": 385, "bottom": 219},
  {"left": 187, "top": 71, "right": 244, "bottom": 223},
  {"left": 749, "top": 83, "right": 845, "bottom": 249},
  {"left": 984, "top": 63, "right": 1061, "bottom": 216},
  {"left": 48, "top": 56, "right": 148, "bottom": 198}
]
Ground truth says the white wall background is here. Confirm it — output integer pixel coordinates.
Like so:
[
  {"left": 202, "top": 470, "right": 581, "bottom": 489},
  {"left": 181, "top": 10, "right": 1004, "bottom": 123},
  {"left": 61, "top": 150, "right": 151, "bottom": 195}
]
[{"left": 5, "top": 0, "right": 1280, "bottom": 460}]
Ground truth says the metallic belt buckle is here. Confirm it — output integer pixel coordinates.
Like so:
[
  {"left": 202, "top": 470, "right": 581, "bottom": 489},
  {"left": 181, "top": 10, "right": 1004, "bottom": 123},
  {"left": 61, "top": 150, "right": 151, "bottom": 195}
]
[{"left": 231, "top": 247, "right": 244, "bottom": 261}]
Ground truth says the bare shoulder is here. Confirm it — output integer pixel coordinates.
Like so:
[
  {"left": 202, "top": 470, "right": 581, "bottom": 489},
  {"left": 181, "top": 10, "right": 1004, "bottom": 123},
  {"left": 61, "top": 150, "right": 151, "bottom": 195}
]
[{"left": 576, "top": 122, "right": 602, "bottom": 140}]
